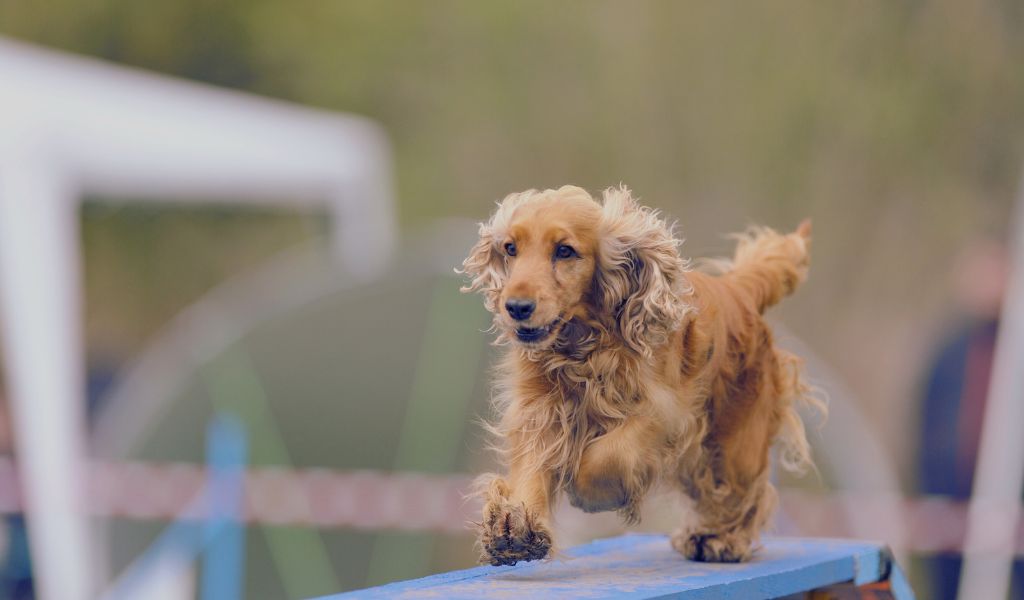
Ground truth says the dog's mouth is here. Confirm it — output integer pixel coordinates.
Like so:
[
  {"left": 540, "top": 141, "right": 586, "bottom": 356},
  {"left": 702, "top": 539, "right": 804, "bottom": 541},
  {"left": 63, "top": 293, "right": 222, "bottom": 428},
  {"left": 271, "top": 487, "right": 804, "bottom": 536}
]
[{"left": 515, "top": 316, "right": 564, "bottom": 344}]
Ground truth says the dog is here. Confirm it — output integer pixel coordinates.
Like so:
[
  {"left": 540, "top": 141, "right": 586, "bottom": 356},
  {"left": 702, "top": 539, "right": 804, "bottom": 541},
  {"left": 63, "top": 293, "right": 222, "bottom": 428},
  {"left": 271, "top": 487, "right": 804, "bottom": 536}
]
[{"left": 459, "top": 185, "right": 820, "bottom": 566}]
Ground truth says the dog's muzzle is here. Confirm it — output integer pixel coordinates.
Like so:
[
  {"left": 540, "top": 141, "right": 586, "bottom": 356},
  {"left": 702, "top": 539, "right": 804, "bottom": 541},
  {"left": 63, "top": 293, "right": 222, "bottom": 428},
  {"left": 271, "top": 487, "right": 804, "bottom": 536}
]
[{"left": 514, "top": 315, "right": 563, "bottom": 344}]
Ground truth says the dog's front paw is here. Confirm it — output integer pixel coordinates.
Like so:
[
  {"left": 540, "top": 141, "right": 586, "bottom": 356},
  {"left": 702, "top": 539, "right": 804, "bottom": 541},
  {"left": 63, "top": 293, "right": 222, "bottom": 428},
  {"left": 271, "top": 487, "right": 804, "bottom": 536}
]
[
  {"left": 671, "top": 530, "right": 751, "bottom": 563},
  {"left": 479, "top": 492, "right": 552, "bottom": 566}
]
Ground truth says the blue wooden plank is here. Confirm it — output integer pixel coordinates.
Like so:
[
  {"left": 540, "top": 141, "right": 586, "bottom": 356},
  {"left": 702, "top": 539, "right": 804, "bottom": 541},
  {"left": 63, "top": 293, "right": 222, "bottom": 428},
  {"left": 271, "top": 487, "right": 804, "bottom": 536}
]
[
  {"left": 314, "top": 535, "right": 913, "bottom": 600},
  {"left": 888, "top": 560, "right": 915, "bottom": 600}
]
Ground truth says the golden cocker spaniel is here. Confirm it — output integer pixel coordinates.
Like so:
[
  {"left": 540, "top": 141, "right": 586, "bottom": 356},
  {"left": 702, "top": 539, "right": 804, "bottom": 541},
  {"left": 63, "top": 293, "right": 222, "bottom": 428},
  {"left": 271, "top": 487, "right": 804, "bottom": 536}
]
[{"left": 460, "top": 185, "right": 820, "bottom": 566}]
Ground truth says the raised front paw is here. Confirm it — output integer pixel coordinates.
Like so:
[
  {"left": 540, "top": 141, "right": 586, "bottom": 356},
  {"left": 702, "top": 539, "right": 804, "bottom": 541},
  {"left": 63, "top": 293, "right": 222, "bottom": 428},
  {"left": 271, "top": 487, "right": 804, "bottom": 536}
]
[
  {"left": 478, "top": 484, "right": 552, "bottom": 566},
  {"left": 671, "top": 530, "right": 752, "bottom": 563}
]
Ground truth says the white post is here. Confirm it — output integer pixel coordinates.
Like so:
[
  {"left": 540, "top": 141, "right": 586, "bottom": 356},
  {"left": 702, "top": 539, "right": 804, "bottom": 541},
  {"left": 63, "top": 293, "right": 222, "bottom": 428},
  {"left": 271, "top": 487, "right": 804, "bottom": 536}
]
[
  {"left": 0, "top": 156, "right": 92, "bottom": 600},
  {"left": 957, "top": 182, "right": 1024, "bottom": 599},
  {"left": 327, "top": 128, "right": 397, "bottom": 279}
]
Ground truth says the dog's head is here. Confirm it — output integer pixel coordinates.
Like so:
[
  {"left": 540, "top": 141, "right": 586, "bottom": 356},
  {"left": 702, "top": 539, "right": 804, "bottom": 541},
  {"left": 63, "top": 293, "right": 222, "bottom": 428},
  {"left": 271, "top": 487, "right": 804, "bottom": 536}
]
[{"left": 460, "top": 185, "right": 690, "bottom": 357}]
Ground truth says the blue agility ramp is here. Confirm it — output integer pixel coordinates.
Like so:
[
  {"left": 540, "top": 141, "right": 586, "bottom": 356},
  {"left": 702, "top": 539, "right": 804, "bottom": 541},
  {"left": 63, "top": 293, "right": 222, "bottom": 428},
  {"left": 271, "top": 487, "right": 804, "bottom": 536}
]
[{"left": 316, "top": 535, "right": 913, "bottom": 599}]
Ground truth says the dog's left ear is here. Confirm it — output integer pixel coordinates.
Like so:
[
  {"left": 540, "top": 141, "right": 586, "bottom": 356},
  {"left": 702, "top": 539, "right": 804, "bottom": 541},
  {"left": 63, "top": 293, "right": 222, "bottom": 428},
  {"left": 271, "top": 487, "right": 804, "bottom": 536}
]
[{"left": 595, "top": 186, "right": 691, "bottom": 358}]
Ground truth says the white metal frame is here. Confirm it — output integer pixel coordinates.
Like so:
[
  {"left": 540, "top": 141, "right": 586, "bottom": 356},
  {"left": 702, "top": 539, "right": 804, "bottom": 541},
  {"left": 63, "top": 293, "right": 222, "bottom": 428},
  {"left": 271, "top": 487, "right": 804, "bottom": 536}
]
[
  {"left": 958, "top": 178, "right": 1024, "bottom": 599},
  {"left": 0, "top": 37, "right": 396, "bottom": 600}
]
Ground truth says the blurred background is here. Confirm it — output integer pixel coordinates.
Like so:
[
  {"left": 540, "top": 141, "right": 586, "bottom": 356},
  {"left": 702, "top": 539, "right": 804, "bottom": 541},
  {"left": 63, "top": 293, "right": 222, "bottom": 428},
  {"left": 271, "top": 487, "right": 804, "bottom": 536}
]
[{"left": 1, "top": 1, "right": 1023, "bottom": 599}]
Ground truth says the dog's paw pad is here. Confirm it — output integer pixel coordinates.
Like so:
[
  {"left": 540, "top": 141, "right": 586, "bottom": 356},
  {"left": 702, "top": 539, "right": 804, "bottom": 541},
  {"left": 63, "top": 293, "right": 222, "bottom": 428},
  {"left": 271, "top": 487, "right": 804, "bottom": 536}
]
[{"left": 479, "top": 503, "right": 552, "bottom": 566}]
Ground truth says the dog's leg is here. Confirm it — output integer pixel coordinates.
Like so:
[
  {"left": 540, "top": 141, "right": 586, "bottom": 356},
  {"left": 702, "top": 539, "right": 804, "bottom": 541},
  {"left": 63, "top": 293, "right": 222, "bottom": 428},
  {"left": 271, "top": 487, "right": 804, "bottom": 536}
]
[
  {"left": 672, "top": 363, "right": 781, "bottom": 563},
  {"left": 568, "top": 417, "right": 658, "bottom": 523},
  {"left": 671, "top": 471, "right": 776, "bottom": 563},
  {"left": 478, "top": 448, "right": 555, "bottom": 566}
]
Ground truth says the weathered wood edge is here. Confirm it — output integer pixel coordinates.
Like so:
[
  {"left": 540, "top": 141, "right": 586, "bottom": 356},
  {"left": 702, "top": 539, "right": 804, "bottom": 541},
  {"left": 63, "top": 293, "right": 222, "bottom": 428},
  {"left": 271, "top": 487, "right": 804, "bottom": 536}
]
[{"left": 313, "top": 535, "right": 910, "bottom": 600}]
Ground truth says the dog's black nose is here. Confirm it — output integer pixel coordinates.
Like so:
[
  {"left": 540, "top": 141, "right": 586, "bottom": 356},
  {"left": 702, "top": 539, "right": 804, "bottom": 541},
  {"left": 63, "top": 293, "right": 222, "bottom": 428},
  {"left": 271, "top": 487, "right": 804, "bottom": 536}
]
[{"left": 505, "top": 298, "right": 535, "bottom": 321}]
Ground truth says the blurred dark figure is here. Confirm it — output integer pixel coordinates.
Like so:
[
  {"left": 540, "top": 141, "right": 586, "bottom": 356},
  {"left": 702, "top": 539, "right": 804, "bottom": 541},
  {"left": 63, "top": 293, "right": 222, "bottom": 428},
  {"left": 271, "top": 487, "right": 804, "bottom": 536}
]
[
  {"left": 0, "top": 516, "right": 33, "bottom": 600},
  {"left": 0, "top": 363, "right": 116, "bottom": 600},
  {"left": 917, "top": 239, "right": 1022, "bottom": 599},
  {"left": 0, "top": 399, "right": 33, "bottom": 600}
]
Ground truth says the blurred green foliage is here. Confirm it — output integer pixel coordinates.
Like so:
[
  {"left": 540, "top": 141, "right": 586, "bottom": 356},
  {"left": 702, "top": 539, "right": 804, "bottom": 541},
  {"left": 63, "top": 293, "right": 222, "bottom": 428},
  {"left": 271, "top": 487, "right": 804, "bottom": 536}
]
[
  {"left": 4, "top": 1, "right": 1023, "bottom": 347},
  {"left": 80, "top": 203, "right": 326, "bottom": 360},
  {"left": 4, "top": 1, "right": 1023, "bottom": 224}
]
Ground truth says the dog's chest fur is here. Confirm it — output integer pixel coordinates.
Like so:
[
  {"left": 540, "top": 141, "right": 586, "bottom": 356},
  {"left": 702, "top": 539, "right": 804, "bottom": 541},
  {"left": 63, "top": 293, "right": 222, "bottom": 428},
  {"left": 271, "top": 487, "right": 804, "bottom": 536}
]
[{"left": 508, "top": 343, "right": 647, "bottom": 476}]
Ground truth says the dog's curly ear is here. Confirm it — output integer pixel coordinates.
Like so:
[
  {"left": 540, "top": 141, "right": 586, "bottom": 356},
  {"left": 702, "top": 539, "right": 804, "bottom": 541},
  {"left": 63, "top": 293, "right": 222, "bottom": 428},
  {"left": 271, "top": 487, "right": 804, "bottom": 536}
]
[
  {"left": 595, "top": 186, "right": 691, "bottom": 358},
  {"left": 458, "top": 191, "right": 535, "bottom": 314}
]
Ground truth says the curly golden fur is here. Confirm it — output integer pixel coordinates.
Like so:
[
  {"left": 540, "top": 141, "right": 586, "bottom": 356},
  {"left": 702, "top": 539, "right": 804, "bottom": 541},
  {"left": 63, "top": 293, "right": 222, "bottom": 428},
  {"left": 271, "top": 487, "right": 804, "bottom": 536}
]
[{"left": 459, "top": 185, "right": 821, "bottom": 566}]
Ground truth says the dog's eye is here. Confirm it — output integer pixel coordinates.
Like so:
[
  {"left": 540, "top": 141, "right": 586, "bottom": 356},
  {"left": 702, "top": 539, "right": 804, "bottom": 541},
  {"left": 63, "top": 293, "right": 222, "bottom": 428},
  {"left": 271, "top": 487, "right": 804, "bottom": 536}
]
[
  {"left": 504, "top": 242, "right": 517, "bottom": 257},
  {"left": 554, "top": 244, "right": 577, "bottom": 259}
]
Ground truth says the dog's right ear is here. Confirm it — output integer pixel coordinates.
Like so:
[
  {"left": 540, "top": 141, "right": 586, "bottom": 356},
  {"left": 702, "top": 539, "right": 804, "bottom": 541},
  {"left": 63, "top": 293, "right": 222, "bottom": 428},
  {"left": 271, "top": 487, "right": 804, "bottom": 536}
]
[
  {"left": 459, "top": 221, "right": 506, "bottom": 314},
  {"left": 458, "top": 191, "right": 534, "bottom": 314}
]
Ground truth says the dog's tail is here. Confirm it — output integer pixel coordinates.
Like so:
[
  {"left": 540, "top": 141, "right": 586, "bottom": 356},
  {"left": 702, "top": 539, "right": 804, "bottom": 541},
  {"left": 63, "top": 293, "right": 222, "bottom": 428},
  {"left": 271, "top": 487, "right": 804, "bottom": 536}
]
[{"left": 726, "top": 220, "right": 811, "bottom": 314}]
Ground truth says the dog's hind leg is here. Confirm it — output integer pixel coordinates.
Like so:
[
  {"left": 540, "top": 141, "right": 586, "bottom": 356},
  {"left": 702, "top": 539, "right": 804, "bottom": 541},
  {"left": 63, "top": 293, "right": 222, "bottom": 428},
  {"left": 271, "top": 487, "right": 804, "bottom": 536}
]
[
  {"left": 672, "top": 355, "right": 783, "bottom": 562},
  {"left": 671, "top": 470, "right": 777, "bottom": 563}
]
